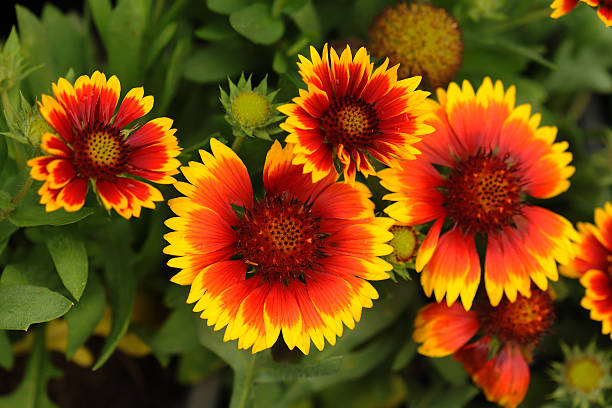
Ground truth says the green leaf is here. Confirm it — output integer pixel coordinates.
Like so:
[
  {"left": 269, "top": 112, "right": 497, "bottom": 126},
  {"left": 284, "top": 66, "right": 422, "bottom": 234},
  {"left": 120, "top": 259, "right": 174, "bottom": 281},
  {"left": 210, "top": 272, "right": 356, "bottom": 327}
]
[
  {"left": 0, "top": 327, "right": 61, "bottom": 408},
  {"left": 0, "top": 330, "right": 13, "bottom": 370},
  {"left": 196, "top": 314, "right": 250, "bottom": 372},
  {"left": 0, "top": 135, "right": 7, "bottom": 175},
  {"left": 44, "top": 227, "right": 88, "bottom": 301},
  {"left": 145, "top": 22, "right": 177, "bottom": 69},
  {"left": 0, "top": 220, "right": 18, "bottom": 255},
  {"left": 161, "top": 34, "right": 189, "bottom": 112},
  {"left": 87, "top": 0, "right": 112, "bottom": 44},
  {"left": 183, "top": 43, "right": 257, "bottom": 84},
  {"left": 206, "top": 0, "right": 250, "bottom": 14},
  {"left": 429, "top": 356, "right": 469, "bottom": 386},
  {"left": 255, "top": 356, "right": 343, "bottom": 383},
  {"left": 411, "top": 385, "right": 479, "bottom": 408},
  {"left": 105, "top": 0, "right": 151, "bottom": 88},
  {"left": 230, "top": 4, "right": 285, "bottom": 45},
  {"left": 92, "top": 243, "right": 136, "bottom": 370},
  {"left": 177, "top": 346, "right": 222, "bottom": 384},
  {"left": 391, "top": 339, "right": 417, "bottom": 372},
  {"left": 65, "top": 271, "right": 105, "bottom": 359},
  {"left": 0, "top": 244, "right": 63, "bottom": 290},
  {"left": 195, "top": 20, "right": 238, "bottom": 41},
  {"left": 150, "top": 304, "right": 199, "bottom": 359},
  {"left": 0, "top": 285, "right": 72, "bottom": 330},
  {"left": 8, "top": 190, "right": 95, "bottom": 227}
]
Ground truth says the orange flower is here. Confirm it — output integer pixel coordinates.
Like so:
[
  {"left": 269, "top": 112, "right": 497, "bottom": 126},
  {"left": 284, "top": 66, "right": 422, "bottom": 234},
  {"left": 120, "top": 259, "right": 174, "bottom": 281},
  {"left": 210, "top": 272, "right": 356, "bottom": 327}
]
[
  {"left": 414, "top": 288, "right": 555, "bottom": 408},
  {"left": 379, "top": 78, "right": 578, "bottom": 309},
  {"left": 27, "top": 71, "right": 181, "bottom": 218},
  {"left": 561, "top": 202, "right": 612, "bottom": 339},
  {"left": 550, "top": 0, "right": 612, "bottom": 27},
  {"left": 164, "top": 139, "right": 393, "bottom": 354},
  {"left": 278, "top": 44, "right": 433, "bottom": 185}
]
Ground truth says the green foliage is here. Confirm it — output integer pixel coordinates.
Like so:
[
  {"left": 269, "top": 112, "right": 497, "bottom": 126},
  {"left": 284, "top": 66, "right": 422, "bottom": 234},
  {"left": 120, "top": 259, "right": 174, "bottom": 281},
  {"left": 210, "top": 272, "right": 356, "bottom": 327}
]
[
  {"left": 44, "top": 227, "right": 88, "bottom": 301},
  {"left": 0, "top": 285, "right": 72, "bottom": 330}
]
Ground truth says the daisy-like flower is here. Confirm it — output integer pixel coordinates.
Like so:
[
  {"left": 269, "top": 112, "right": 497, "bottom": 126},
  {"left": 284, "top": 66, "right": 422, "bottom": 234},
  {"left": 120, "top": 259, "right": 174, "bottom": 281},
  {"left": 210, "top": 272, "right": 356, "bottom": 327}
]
[
  {"left": 561, "top": 202, "right": 612, "bottom": 339},
  {"left": 164, "top": 139, "right": 393, "bottom": 354},
  {"left": 278, "top": 44, "right": 433, "bottom": 185},
  {"left": 379, "top": 77, "right": 577, "bottom": 309},
  {"left": 27, "top": 71, "right": 181, "bottom": 218},
  {"left": 414, "top": 287, "right": 555, "bottom": 408},
  {"left": 550, "top": 0, "right": 612, "bottom": 27}
]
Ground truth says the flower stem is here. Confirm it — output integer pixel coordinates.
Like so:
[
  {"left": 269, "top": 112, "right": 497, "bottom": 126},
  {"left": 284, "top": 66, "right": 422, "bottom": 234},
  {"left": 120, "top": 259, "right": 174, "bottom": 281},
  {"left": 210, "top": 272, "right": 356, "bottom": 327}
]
[
  {"left": 229, "top": 353, "right": 257, "bottom": 408},
  {"left": 231, "top": 135, "right": 245, "bottom": 153}
]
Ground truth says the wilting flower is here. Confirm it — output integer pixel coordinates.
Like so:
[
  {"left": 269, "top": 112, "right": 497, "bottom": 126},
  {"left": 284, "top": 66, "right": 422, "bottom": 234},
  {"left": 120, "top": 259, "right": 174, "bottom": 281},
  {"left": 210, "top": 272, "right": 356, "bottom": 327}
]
[
  {"left": 561, "top": 202, "right": 612, "bottom": 339},
  {"left": 550, "top": 342, "right": 612, "bottom": 408},
  {"left": 164, "top": 139, "right": 393, "bottom": 354},
  {"left": 368, "top": 3, "right": 462, "bottom": 90},
  {"left": 414, "top": 287, "right": 555, "bottom": 408},
  {"left": 379, "top": 78, "right": 577, "bottom": 309},
  {"left": 550, "top": 0, "right": 612, "bottom": 27},
  {"left": 219, "top": 73, "right": 283, "bottom": 140},
  {"left": 27, "top": 71, "right": 181, "bottom": 218},
  {"left": 279, "top": 44, "right": 433, "bottom": 185}
]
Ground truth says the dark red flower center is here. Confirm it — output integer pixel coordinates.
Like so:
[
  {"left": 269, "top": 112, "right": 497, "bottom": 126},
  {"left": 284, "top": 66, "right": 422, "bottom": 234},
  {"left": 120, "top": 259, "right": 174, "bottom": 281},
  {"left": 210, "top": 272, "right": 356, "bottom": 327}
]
[
  {"left": 72, "top": 123, "right": 130, "bottom": 180},
  {"left": 321, "top": 95, "right": 379, "bottom": 150},
  {"left": 479, "top": 288, "right": 554, "bottom": 345},
  {"left": 235, "top": 194, "right": 325, "bottom": 283},
  {"left": 443, "top": 151, "right": 523, "bottom": 235}
]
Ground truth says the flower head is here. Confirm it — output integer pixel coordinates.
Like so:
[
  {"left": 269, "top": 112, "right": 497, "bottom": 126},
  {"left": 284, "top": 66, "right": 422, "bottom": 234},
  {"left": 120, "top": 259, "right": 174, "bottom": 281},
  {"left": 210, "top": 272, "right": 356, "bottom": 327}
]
[
  {"left": 220, "top": 74, "right": 283, "bottom": 140},
  {"left": 164, "top": 139, "right": 393, "bottom": 354},
  {"left": 550, "top": 0, "right": 612, "bottom": 27},
  {"left": 27, "top": 71, "right": 181, "bottom": 218},
  {"left": 414, "top": 288, "right": 555, "bottom": 408},
  {"left": 368, "top": 3, "right": 462, "bottom": 89},
  {"left": 561, "top": 202, "right": 612, "bottom": 339},
  {"left": 379, "top": 77, "right": 578, "bottom": 309},
  {"left": 278, "top": 44, "right": 433, "bottom": 185},
  {"left": 550, "top": 342, "right": 612, "bottom": 408}
]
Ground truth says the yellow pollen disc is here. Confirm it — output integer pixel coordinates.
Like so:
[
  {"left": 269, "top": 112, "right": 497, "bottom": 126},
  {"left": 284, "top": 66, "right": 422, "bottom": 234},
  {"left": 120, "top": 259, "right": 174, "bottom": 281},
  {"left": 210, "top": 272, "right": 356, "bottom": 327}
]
[
  {"left": 567, "top": 357, "right": 604, "bottom": 393},
  {"left": 87, "top": 131, "right": 122, "bottom": 167},
  {"left": 231, "top": 91, "right": 270, "bottom": 128}
]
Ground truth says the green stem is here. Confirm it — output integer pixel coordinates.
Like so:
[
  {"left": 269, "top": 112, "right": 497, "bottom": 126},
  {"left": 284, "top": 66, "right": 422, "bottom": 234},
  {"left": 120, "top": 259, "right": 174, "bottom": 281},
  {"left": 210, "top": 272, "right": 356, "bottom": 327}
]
[
  {"left": 11, "top": 176, "right": 32, "bottom": 206},
  {"left": 567, "top": 91, "right": 591, "bottom": 122},
  {"left": 230, "top": 354, "right": 257, "bottom": 408},
  {"left": 231, "top": 135, "right": 246, "bottom": 153},
  {"left": 487, "top": 8, "right": 551, "bottom": 34}
]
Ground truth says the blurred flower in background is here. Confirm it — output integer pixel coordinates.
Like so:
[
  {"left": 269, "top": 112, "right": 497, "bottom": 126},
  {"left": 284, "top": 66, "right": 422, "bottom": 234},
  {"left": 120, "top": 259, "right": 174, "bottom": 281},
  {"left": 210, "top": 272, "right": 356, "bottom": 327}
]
[
  {"left": 550, "top": 0, "right": 612, "bottom": 27},
  {"left": 368, "top": 2, "right": 463, "bottom": 90}
]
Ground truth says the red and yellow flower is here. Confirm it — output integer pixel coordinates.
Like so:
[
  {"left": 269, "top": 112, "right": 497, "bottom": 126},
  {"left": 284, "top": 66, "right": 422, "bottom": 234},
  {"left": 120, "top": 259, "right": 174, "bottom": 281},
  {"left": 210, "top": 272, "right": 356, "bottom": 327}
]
[
  {"left": 414, "top": 288, "right": 555, "bottom": 408},
  {"left": 164, "top": 139, "right": 393, "bottom": 354},
  {"left": 27, "top": 71, "right": 181, "bottom": 218},
  {"left": 379, "top": 78, "right": 577, "bottom": 309},
  {"left": 550, "top": 0, "right": 612, "bottom": 27},
  {"left": 561, "top": 202, "right": 612, "bottom": 339},
  {"left": 278, "top": 44, "right": 433, "bottom": 185}
]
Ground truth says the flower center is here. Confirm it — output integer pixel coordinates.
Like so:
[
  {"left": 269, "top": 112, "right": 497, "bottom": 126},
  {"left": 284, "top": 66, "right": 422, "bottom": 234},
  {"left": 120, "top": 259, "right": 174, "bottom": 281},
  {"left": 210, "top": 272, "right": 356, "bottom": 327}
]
[
  {"left": 566, "top": 357, "right": 604, "bottom": 393},
  {"left": 235, "top": 194, "right": 325, "bottom": 282},
  {"left": 443, "top": 151, "right": 523, "bottom": 235},
  {"left": 72, "top": 123, "right": 129, "bottom": 179},
  {"left": 480, "top": 288, "right": 554, "bottom": 345},
  {"left": 321, "top": 96, "right": 379, "bottom": 150},
  {"left": 231, "top": 91, "right": 270, "bottom": 128},
  {"left": 388, "top": 225, "right": 418, "bottom": 265}
]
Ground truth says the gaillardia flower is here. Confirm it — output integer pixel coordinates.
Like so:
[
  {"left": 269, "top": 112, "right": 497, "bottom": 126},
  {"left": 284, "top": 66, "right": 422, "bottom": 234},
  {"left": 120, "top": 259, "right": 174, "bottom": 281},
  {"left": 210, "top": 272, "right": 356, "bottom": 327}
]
[
  {"left": 414, "top": 287, "right": 555, "bottom": 408},
  {"left": 219, "top": 73, "right": 283, "bottom": 140},
  {"left": 550, "top": 342, "right": 612, "bottom": 408},
  {"left": 164, "top": 139, "right": 393, "bottom": 354},
  {"left": 27, "top": 71, "right": 181, "bottom": 218},
  {"left": 550, "top": 0, "right": 612, "bottom": 27},
  {"left": 368, "top": 3, "right": 462, "bottom": 90},
  {"left": 278, "top": 44, "right": 433, "bottom": 185},
  {"left": 379, "top": 78, "right": 577, "bottom": 308},
  {"left": 561, "top": 202, "right": 612, "bottom": 339}
]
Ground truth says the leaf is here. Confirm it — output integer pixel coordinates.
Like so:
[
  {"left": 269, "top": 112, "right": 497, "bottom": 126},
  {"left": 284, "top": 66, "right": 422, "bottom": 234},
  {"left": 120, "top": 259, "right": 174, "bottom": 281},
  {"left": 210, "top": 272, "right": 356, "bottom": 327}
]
[
  {"left": 206, "top": 0, "right": 250, "bottom": 14},
  {"left": 195, "top": 20, "right": 237, "bottom": 41},
  {"left": 160, "top": 34, "right": 189, "bottom": 112},
  {"left": 0, "top": 327, "right": 61, "bottom": 408},
  {"left": 411, "top": 384, "right": 479, "bottom": 408},
  {"left": 8, "top": 190, "right": 95, "bottom": 227},
  {"left": 150, "top": 304, "right": 199, "bottom": 359},
  {"left": 255, "top": 356, "right": 343, "bottom": 383},
  {"left": 429, "top": 356, "right": 469, "bottom": 386},
  {"left": 195, "top": 315, "right": 250, "bottom": 372},
  {"left": 87, "top": 0, "right": 112, "bottom": 44},
  {"left": 105, "top": 0, "right": 151, "bottom": 88},
  {"left": 0, "top": 330, "right": 13, "bottom": 370},
  {"left": 391, "top": 339, "right": 417, "bottom": 371},
  {"left": 65, "top": 271, "right": 105, "bottom": 359},
  {"left": 230, "top": 4, "right": 285, "bottom": 45},
  {"left": 92, "top": 241, "right": 136, "bottom": 370},
  {"left": 0, "top": 220, "right": 18, "bottom": 256},
  {"left": 145, "top": 22, "right": 177, "bottom": 69},
  {"left": 0, "top": 285, "right": 72, "bottom": 330},
  {"left": 0, "top": 134, "right": 7, "bottom": 175},
  {"left": 44, "top": 227, "right": 88, "bottom": 301},
  {"left": 183, "top": 43, "right": 257, "bottom": 84},
  {"left": 177, "top": 346, "right": 222, "bottom": 384},
  {"left": 0, "top": 244, "right": 63, "bottom": 291}
]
